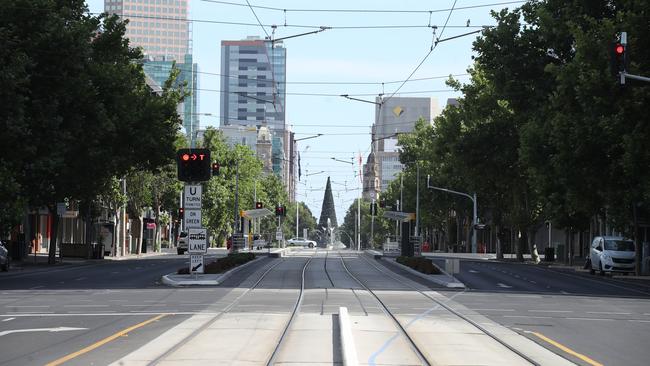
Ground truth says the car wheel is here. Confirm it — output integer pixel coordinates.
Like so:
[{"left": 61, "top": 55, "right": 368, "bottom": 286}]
[
  {"left": 177, "top": 248, "right": 184, "bottom": 255},
  {"left": 308, "top": 243, "right": 314, "bottom": 248}
]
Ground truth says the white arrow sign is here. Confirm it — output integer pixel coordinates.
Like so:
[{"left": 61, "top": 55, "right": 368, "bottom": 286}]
[{"left": 0, "top": 327, "right": 87, "bottom": 337}]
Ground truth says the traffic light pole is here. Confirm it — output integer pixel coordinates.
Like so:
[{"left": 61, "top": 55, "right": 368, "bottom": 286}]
[
  {"left": 370, "top": 199, "right": 375, "bottom": 250},
  {"left": 427, "top": 175, "right": 478, "bottom": 253},
  {"left": 620, "top": 72, "right": 650, "bottom": 84}
]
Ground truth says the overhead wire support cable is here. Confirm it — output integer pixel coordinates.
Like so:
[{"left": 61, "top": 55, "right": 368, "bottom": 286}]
[
  {"left": 201, "top": 0, "right": 526, "bottom": 14},
  {"left": 383, "top": 0, "right": 458, "bottom": 104},
  {"left": 245, "top": 0, "right": 270, "bottom": 39}
]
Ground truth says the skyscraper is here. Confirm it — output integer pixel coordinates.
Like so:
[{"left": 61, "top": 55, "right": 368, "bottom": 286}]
[
  {"left": 104, "top": 0, "right": 199, "bottom": 139},
  {"left": 220, "top": 37, "right": 286, "bottom": 131},
  {"left": 104, "top": 0, "right": 189, "bottom": 61}
]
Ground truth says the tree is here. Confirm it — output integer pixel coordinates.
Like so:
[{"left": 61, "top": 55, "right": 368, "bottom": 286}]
[
  {"left": 318, "top": 177, "right": 338, "bottom": 229},
  {"left": 0, "top": 1, "right": 184, "bottom": 262}
]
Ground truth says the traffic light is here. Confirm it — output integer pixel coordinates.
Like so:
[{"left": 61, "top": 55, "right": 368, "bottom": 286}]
[
  {"left": 379, "top": 199, "right": 386, "bottom": 208},
  {"left": 611, "top": 41, "right": 627, "bottom": 75},
  {"left": 370, "top": 202, "right": 378, "bottom": 216},
  {"left": 178, "top": 207, "right": 185, "bottom": 219},
  {"left": 212, "top": 162, "right": 220, "bottom": 176},
  {"left": 177, "top": 148, "right": 211, "bottom": 182},
  {"left": 255, "top": 202, "right": 263, "bottom": 209},
  {"left": 275, "top": 205, "right": 286, "bottom": 216}
]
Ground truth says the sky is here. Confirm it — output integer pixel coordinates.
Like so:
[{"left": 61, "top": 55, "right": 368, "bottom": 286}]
[{"left": 86, "top": 0, "right": 524, "bottom": 222}]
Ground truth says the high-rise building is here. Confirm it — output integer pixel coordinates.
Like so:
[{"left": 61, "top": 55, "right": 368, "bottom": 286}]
[
  {"left": 104, "top": 0, "right": 190, "bottom": 61},
  {"left": 364, "top": 97, "right": 440, "bottom": 194},
  {"left": 105, "top": 0, "right": 199, "bottom": 139},
  {"left": 220, "top": 37, "right": 286, "bottom": 131},
  {"left": 220, "top": 36, "right": 294, "bottom": 199}
]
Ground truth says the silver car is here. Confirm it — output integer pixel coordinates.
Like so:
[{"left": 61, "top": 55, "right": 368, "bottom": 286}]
[
  {"left": 0, "top": 240, "right": 9, "bottom": 272},
  {"left": 287, "top": 237, "right": 316, "bottom": 248},
  {"left": 589, "top": 236, "right": 635, "bottom": 275}
]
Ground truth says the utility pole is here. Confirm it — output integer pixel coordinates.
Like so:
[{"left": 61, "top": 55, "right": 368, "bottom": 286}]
[
  {"left": 233, "top": 159, "right": 239, "bottom": 250},
  {"left": 370, "top": 199, "right": 375, "bottom": 250},
  {"left": 415, "top": 163, "right": 420, "bottom": 237}
]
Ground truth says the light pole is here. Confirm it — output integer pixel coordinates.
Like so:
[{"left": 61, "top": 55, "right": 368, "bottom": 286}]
[{"left": 427, "top": 175, "right": 478, "bottom": 254}]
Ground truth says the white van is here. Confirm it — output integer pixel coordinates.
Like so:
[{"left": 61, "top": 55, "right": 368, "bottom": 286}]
[{"left": 589, "top": 236, "right": 635, "bottom": 275}]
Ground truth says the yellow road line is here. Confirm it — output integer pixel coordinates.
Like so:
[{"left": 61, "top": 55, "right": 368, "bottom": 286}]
[
  {"left": 529, "top": 331, "right": 604, "bottom": 366},
  {"left": 45, "top": 314, "right": 168, "bottom": 366}
]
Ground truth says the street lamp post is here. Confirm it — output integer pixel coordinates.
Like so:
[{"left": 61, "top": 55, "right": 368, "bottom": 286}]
[{"left": 427, "top": 175, "right": 478, "bottom": 253}]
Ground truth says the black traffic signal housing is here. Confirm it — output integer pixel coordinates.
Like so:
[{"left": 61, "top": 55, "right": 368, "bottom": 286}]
[
  {"left": 370, "top": 202, "right": 378, "bottom": 216},
  {"left": 611, "top": 41, "right": 627, "bottom": 76},
  {"left": 212, "top": 162, "right": 220, "bottom": 176},
  {"left": 177, "top": 148, "right": 211, "bottom": 182},
  {"left": 275, "top": 205, "right": 286, "bottom": 216},
  {"left": 178, "top": 207, "right": 185, "bottom": 219},
  {"left": 379, "top": 199, "right": 386, "bottom": 208},
  {"left": 255, "top": 202, "right": 263, "bottom": 209}
]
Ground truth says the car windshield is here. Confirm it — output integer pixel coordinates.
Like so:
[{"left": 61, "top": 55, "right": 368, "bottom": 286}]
[{"left": 604, "top": 240, "right": 635, "bottom": 251}]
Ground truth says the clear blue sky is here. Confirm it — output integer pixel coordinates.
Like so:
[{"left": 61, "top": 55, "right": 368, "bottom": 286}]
[{"left": 86, "top": 0, "right": 522, "bottom": 221}]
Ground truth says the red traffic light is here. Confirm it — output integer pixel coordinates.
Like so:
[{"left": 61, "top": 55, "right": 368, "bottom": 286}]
[
  {"left": 179, "top": 208, "right": 185, "bottom": 218},
  {"left": 615, "top": 43, "right": 625, "bottom": 55},
  {"left": 182, "top": 154, "right": 190, "bottom": 161},
  {"left": 255, "top": 202, "right": 263, "bottom": 209},
  {"left": 212, "top": 162, "right": 220, "bottom": 176}
]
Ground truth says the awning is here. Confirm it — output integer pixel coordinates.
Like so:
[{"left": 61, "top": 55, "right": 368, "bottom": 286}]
[
  {"left": 382, "top": 211, "right": 415, "bottom": 222},
  {"left": 242, "top": 208, "right": 274, "bottom": 219}
]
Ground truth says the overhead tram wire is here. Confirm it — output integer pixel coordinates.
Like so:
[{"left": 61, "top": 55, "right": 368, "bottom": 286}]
[
  {"left": 201, "top": 0, "right": 526, "bottom": 14},
  {"left": 245, "top": 0, "right": 270, "bottom": 39},
  {"left": 383, "top": 0, "right": 459, "bottom": 105}
]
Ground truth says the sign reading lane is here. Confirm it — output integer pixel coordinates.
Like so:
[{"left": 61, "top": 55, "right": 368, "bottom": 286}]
[{"left": 188, "top": 228, "right": 207, "bottom": 254}]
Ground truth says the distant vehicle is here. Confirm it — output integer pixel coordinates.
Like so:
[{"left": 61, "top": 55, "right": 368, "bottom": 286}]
[
  {"left": 177, "top": 232, "right": 188, "bottom": 255},
  {"left": 0, "top": 240, "right": 9, "bottom": 272},
  {"left": 588, "top": 236, "right": 635, "bottom": 275},
  {"left": 287, "top": 237, "right": 316, "bottom": 248}
]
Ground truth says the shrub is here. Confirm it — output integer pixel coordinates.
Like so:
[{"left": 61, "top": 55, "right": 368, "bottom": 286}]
[{"left": 396, "top": 256, "right": 441, "bottom": 275}]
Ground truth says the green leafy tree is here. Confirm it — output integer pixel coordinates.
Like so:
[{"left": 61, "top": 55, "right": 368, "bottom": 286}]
[{"left": 0, "top": 1, "right": 184, "bottom": 262}]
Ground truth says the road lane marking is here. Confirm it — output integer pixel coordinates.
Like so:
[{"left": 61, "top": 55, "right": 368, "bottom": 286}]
[
  {"left": 628, "top": 320, "right": 650, "bottom": 323},
  {"left": 504, "top": 315, "right": 553, "bottom": 319},
  {"left": 468, "top": 269, "right": 479, "bottom": 273},
  {"left": 44, "top": 314, "right": 168, "bottom": 366},
  {"left": 63, "top": 305, "right": 109, "bottom": 308},
  {"left": 527, "top": 331, "right": 604, "bottom": 366},
  {"left": 468, "top": 308, "right": 515, "bottom": 312},
  {"left": 29, "top": 286, "right": 44, "bottom": 289},
  {"left": 0, "top": 327, "right": 87, "bottom": 337},
  {"left": 587, "top": 311, "right": 631, "bottom": 315},
  {"left": 565, "top": 317, "right": 614, "bottom": 321},
  {"left": 5, "top": 305, "right": 49, "bottom": 308},
  {"left": 2, "top": 318, "right": 15, "bottom": 322},
  {"left": 497, "top": 283, "right": 512, "bottom": 288},
  {"left": 528, "top": 310, "right": 573, "bottom": 313}
]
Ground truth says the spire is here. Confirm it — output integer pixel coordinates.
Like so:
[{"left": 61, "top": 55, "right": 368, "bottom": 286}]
[{"left": 318, "top": 177, "right": 337, "bottom": 228}]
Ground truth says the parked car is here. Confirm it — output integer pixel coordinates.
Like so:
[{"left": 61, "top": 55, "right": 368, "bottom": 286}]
[
  {"left": 0, "top": 240, "right": 9, "bottom": 272},
  {"left": 287, "top": 237, "right": 316, "bottom": 248},
  {"left": 177, "top": 232, "right": 188, "bottom": 255},
  {"left": 588, "top": 236, "right": 635, "bottom": 275}
]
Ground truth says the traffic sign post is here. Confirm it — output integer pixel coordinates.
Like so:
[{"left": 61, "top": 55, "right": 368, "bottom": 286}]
[
  {"left": 190, "top": 254, "right": 204, "bottom": 274},
  {"left": 184, "top": 185, "right": 202, "bottom": 209},
  {"left": 184, "top": 209, "right": 202, "bottom": 228},
  {"left": 188, "top": 228, "right": 207, "bottom": 254}
]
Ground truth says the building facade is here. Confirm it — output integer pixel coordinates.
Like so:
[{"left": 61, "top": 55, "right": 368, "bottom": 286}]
[
  {"left": 105, "top": 0, "right": 199, "bottom": 138},
  {"left": 220, "top": 37, "right": 286, "bottom": 131},
  {"left": 364, "top": 97, "right": 440, "bottom": 195}
]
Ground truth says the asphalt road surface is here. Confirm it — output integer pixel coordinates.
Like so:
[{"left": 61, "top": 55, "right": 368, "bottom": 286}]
[
  {"left": 1, "top": 251, "right": 649, "bottom": 365},
  {"left": 431, "top": 257, "right": 650, "bottom": 366}
]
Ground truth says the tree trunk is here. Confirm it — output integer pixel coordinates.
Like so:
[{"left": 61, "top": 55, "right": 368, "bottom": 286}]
[
  {"left": 496, "top": 225, "right": 504, "bottom": 259},
  {"left": 48, "top": 206, "right": 59, "bottom": 265}
]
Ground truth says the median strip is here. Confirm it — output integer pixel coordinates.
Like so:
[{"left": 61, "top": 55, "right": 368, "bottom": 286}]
[{"left": 45, "top": 314, "right": 168, "bottom": 366}]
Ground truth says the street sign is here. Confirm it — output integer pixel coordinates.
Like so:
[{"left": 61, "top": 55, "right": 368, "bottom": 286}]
[
  {"left": 184, "top": 185, "right": 202, "bottom": 209},
  {"left": 188, "top": 228, "right": 207, "bottom": 254},
  {"left": 275, "top": 229, "right": 283, "bottom": 241},
  {"left": 190, "top": 254, "right": 204, "bottom": 274},
  {"left": 184, "top": 209, "right": 202, "bottom": 228}
]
